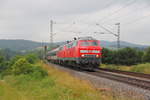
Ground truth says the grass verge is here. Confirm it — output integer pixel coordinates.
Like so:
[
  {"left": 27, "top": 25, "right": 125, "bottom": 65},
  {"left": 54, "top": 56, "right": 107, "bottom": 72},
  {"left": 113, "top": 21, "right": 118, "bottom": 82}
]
[
  {"left": 0, "top": 61, "right": 140, "bottom": 100},
  {"left": 101, "top": 63, "right": 150, "bottom": 74}
]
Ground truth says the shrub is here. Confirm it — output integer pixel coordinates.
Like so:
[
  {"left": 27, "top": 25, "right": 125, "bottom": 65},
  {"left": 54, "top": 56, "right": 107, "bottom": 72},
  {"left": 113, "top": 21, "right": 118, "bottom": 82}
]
[
  {"left": 131, "top": 63, "right": 150, "bottom": 74},
  {"left": 11, "top": 57, "right": 48, "bottom": 79},
  {"left": 11, "top": 58, "right": 33, "bottom": 75},
  {"left": 25, "top": 54, "right": 38, "bottom": 64},
  {"left": 29, "top": 65, "right": 48, "bottom": 79},
  {"left": 143, "top": 47, "right": 150, "bottom": 62},
  {"left": 102, "top": 48, "right": 115, "bottom": 64},
  {"left": 0, "top": 56, "right": 5, "bottom": 72},
  {"left": 0, "top": 56, "right": 9, "bottom": 74},
  {"left": 8, "top": 55, "right": 23, "bottom": 67},
  {"left": 102, "top": 47, "right": 143, "bottom": 65},
  {"left": 0, "top": 56, "right": 4, "bottom": 63},
  {"left": 116, "top": 47, "right": 142, "bottom": 65}
]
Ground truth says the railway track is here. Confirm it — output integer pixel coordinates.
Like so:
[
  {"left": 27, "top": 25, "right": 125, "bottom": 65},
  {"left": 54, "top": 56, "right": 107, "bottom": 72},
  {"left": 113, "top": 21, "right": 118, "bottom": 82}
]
[
  {"left": 47, "top": 62, "right": 150, "bottom": 91},
  {"left": 98, "top": 68, "right": 150, "bottom": 79},
  {"left": 86, "top": 68, "right": 150, "bottom": 91}
]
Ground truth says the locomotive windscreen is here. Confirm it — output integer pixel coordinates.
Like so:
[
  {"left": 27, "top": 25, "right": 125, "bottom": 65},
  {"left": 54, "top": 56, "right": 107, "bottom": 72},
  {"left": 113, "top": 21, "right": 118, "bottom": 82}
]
[{"left": 80, "top": 41, "right": 99, "bottom": 46}]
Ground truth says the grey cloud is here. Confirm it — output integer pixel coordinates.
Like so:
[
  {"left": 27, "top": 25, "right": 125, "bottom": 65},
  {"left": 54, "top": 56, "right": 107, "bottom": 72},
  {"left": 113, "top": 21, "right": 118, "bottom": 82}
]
[{"left": 0, "top": 0, "right": 150, "bottom": 45}]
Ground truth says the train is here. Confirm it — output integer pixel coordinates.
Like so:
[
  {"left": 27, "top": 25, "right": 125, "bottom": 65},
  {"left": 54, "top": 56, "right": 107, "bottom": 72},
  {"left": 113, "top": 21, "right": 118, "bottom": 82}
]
[{"left": 46, "top": 36, "right": 102, "bottom": 70}]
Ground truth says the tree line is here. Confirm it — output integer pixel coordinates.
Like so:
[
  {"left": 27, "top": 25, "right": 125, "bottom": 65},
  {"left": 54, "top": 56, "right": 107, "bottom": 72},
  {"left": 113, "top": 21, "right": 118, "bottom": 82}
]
[
  {"left": 102, "top": 47, "right": 150, "bottom": 65},
  {"left": 0, "top": 49, "right": 47, "bottom": 79}
]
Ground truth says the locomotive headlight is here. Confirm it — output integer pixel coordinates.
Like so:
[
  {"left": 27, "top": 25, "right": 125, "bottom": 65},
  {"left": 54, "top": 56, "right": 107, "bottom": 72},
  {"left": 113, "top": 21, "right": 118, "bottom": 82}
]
[
  {"left": 81, "top": 54, "right": 85, "bottom": 57},
  {"left": 80, "top": 50, "right": 88, "bottom": 53},
  {"left": 96, "top": 55, "right": 99, "bottom": 58},
  {"left": 92, "top": 50, "right": 100, "bottom": 53}
]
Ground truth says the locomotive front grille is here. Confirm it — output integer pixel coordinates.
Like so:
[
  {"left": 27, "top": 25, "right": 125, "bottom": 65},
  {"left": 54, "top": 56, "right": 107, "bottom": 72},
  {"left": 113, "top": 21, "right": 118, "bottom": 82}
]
[
  {"left": 78, "top": 54, "right": 101, "bottom": 64},
  {"left": 84, "top": 54, "right": 96, "bottom": 58}
]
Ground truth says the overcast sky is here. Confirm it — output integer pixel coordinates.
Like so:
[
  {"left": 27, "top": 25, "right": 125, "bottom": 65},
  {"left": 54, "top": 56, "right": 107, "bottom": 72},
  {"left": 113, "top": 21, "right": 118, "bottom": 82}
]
[{"left": 0, "top": 0, "right": 150, "bottom": 45}]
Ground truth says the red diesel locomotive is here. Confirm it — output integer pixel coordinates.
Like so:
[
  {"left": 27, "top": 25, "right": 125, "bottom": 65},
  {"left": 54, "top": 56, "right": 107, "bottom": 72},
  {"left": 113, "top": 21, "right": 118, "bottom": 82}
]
[{"left": 46, "top": 37, "right": 102, "bottom": 70}]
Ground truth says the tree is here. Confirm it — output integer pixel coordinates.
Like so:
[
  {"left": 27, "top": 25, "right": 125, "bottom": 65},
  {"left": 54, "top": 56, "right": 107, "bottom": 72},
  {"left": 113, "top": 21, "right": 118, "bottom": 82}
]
[
  {"left": 143, "top": 47, "right": 150, "bottom": 62},
  {"left": 116, "top": 47, "right": 142, "bottom": 65},
  {"left": 25, "top": 54, "right": 38, "bottom": 64},
  {"left": 102, "top": 48, "right": 115, "bottom": 64},
  {"left": 11, "top": 58, "right": 32, "bottom": 75},
  {"left": 102, "top": 47, "right": 143, "bottom": 65},
  {"left": 0, "top": 56, "right": 9, "bottom": 74},
  {"left": 0, "top": 56, "right": 5, "bottom": 72}
]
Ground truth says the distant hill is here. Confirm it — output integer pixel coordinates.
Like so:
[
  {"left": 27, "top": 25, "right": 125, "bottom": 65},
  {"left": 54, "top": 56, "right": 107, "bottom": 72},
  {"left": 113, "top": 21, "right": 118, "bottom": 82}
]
[
  {"left": 100, "top": 41, "right": 148, "bottom": 49},
  {"left": 0, "top": 39, "right": 149, "bottom": 51},
  {"left": 0, "top": 39, "right": 47, "bottom": 51}
]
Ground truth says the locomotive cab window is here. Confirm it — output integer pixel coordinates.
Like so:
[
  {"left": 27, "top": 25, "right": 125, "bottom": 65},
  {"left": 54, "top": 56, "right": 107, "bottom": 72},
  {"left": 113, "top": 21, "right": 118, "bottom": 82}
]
[
  {"left": 67, "top": 43, "right": 73, "bottom": 48},
  {"left": 72, "top": 41, "right": 78, "bottom": 47},
  {"left": 80, "top": 41, "right": 99, "bottom": 46}
]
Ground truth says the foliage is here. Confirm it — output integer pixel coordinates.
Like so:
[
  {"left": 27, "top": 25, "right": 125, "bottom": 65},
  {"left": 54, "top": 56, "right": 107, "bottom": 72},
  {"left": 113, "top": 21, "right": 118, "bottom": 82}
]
[
  {"left": 0, "top": 48, "right": 19, "bottom": 60},
  {"left": 102, "top": 48, "right": 115, "bottom": 64},
  {"left": 0, "top": 49, "right": 21, "bottom": 76},
  {"left": 102, "top": 47, "right": 144, "bottom": 65},
  {"left": 10, "top": 57, "right": 48, "bottom": 79},
  {"left": 0, "top": 53, "right": 48, "bottom": 80},
  {"left": 8, "top": 55, "right": 23, "bottom": 67},
  {"left": 101, "top": 63, "right": 150, "bottom": 74},
  {"left": 143, "top": 47, "right": 150, "bottom": 62},
  {"left": 130, "top": 63, "right": 150, "bottom": 74},
  {"left": 0, "top": 56, "right": 9, "bottom": 74},
  {"left": 11, "top": 58, "right": 32, "bottom": 75},
  {"left": 25, "top": 54, "right": 39, "bottom": 64},
  {"left": 29, "top": 65, "right": 48, "bottom": 79},
  {"left": 0, "top": 63, "right": 132, "bottom": 100},
  {"left": 117, "top": 47, "right": 142, "bottom": 65}
]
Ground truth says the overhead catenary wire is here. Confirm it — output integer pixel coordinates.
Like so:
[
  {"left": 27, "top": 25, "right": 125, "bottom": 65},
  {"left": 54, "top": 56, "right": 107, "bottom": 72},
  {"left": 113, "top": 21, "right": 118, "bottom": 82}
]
[
  {"left": 98, "top": 0, "right": 138, "bottom": 24},
  {"left": 123, "top": 13, "right": 150, "bottom": 26},
  {"left": 102, "top": 2, "right": 150, "bottom": 24},
  {"left": 52, "top": 0, "right": 124, "bottom": 35}
]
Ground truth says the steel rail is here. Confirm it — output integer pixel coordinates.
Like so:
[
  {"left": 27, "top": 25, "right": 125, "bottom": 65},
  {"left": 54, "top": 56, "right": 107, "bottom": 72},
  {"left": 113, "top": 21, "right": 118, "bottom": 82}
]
[{"left": 87, "top": 69, "right": 150, "bottom": 90}]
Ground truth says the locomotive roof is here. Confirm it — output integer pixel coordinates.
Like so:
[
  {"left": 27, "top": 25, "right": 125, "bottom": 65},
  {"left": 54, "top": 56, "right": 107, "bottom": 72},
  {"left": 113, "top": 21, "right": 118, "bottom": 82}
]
[
  {"left": 63, "top": 36, "right": 97, "bottom": 46},
  {"left": 77, "top": 36, "right": 96, "bottom": 40}
]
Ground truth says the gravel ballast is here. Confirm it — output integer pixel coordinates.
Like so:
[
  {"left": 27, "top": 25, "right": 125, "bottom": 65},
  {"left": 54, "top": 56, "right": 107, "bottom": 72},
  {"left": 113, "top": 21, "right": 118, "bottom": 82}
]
[{"left": 48, "top": 63, "right": 150, "bottom": 100}]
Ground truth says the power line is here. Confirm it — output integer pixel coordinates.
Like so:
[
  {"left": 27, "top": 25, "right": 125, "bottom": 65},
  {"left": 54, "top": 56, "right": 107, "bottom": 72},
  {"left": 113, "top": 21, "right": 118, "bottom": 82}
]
[
  {"left": 96, "top": 23, "right": 117, "bottom": 36},
  {"left": 99, "top": 0, "right": 138, "bottom": 24},
  {"left": 123, "top": 13, "right": 150, "bottom": 25},
  {"left": 60, "top": 0, "right": 117, "bottom": 26},
  {"left": 95, "top": 23, "right": 121, "bottom": 49},
  {"left": 100, "top": 0, "right": 117, "bottom": 10},
  {"left": 101, "top": 2, "right": 150, "bottom": 24}
]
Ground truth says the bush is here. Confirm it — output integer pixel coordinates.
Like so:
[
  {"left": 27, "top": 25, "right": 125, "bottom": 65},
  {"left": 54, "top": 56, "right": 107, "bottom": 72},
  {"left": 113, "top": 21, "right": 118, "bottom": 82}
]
[
  {"left": 102, "top": 48, "right": 115, "bottom": 64},
  {"left": 143, "top": 47, "right": 150, "bottom": 62},
  {"left": 25, "top": 54, "right": 38, "bottom": 64},
  {"left": 8, "top": 55, "right": 23, "bottom": 67},
  {"left": 117, "top": 48, "right": 142, "bottom": 65},
  {"left": 0, "top": 56, "right": 5, "bottom": 72},
  {"left": 11, "top": 58, "right": 33, "bottom": 75},
  {"left": 11, "top": 57, "right": 48, "bottom": 79},
  {"left": 0, "top": 56, "right": 9, "bottom": 73},
  {"left": 102, "top": 47, "right": 144, "bottom": 65},
  {"left": 29, "top": 65, "right": 48, "bottom": 79},
  {"left": 130, "top": 63, "right": 150, "bottom": 74}
]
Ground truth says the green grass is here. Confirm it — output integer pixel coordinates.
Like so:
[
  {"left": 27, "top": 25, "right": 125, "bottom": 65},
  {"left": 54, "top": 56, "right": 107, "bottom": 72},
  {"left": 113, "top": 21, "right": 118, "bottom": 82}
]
[
  {"left": 0, "top": 80, "right": 25, "bottom": 100},
  {"left": 0, "top": 62, "right": 141, "bottom": 100},
  {"left": 101, "top": 63, "right": 150, "bottom": 74},
  {"left": 0, "top": 62, "right": 104, "bottom": 100}
]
